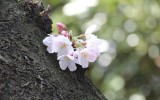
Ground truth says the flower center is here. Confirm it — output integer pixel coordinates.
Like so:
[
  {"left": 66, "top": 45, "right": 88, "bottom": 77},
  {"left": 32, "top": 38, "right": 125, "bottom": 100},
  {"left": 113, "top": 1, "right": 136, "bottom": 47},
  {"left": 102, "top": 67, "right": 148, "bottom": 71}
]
[
  {"left": 65, "top": 56, "right": 70, "bottom": 61},
  {"left": 82, "top": 52, "right": 88, "bottom": 58},
  {"left": 61, "top": 43, "right": 67, "bottom": 49}
]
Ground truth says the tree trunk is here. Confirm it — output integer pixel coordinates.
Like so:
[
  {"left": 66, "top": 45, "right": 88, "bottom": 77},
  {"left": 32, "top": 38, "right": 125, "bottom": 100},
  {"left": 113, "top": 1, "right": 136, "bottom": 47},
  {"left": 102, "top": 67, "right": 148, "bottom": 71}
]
[{"left": 0, "top": 0, "right": 107, "bottom": 100}]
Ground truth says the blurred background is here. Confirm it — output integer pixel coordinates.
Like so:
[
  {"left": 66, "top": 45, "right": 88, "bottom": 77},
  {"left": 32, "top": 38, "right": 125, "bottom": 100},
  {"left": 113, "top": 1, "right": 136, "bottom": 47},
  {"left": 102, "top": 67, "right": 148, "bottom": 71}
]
[{"left": 41, "top": 0, "right": 160, "bottom": 99}]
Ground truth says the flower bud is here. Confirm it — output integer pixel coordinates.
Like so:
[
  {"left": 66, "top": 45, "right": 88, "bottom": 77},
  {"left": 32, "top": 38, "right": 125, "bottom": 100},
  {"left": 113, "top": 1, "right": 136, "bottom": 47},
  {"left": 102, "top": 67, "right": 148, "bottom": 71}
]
[
  {"left": 79, "top": 34, "right": 86, "bottom": 39},
  {"left": 61, "top": 31, "right": 72, "bottom": 40},
  {"left": 56, "top": 22, "right": 67, "bottom": 33},
  {"left": 61, "top": 31, "right": 69, "bottom": 37},
  {"left": 82, "top": 41, "right": 87, "bottom": 47}
]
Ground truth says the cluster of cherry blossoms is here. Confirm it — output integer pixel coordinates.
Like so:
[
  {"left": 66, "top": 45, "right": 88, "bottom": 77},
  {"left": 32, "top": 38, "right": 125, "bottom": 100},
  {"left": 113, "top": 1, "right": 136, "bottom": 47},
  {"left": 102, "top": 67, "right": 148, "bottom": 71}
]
[{"left": 43, "top": 22, "right": 102, "bottom": 71}]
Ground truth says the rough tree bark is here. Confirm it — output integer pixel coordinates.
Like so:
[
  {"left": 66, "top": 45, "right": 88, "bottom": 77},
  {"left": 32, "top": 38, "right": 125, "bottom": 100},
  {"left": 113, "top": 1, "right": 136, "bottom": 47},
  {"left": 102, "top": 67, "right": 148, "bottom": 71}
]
[{"left": 0, "top": 0, "right": 107, "bottom": 100}]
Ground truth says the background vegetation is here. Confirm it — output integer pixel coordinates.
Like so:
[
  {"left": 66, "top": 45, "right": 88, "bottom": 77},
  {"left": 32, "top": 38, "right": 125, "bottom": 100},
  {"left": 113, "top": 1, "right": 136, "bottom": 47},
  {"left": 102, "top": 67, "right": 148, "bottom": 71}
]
[{"left": 41, "top": 0, "right": 160, "bottom": 99}]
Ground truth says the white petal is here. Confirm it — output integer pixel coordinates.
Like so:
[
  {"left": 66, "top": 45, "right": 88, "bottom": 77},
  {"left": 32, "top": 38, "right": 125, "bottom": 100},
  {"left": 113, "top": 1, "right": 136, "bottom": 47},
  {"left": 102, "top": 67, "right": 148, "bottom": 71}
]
[
  {"left": 73, "top": 51, "right": 80, "bottom": 64},
  {"left": 87, "top": 53, "right": 97, "bottom": 62},
  {"left": 57, "top": 48, "right": 68, "bottom": 57},
  {"left": 86, "top": 38, "right": 101, "bottom": 47},
  {"left": 67, "top": 55, "right": 74, "bottom": 60},
  {"left": 43, "top": 35, "right": 61, "bottom": 53},
  {"left": 59, "top": 58, "right": 68, "bottom": 70},
  {"left": 58, "top": 55, "right": 66, "bottom": 60},
  {"left": 94, "top": 47, "right": 100, "bottom": 57},
  {"left": 88, "top": 47, "right": 100, "bottom": 57},
  {"left": 43, "top": 36, "right": 53, "bottom": 46},
  {"left": 85, "top": 24, "right": 97, "bottom": 35},
  {"left": 53, "top": 42, "right": 62, "bottom": 52},
  {"left": 55, "top": 35, "right": 72, "bottom": 45},
  {"left": 63, "top": 37, "right": 72, "bottom": 45},
  {"left": 74, "top": 58, "right": 79, "bottom": 64},
  {"left": 73, "top": 51, "right": 79, "bottom": 56},
  {"left": 67, "top": 45, "right": 74, "bottom": 52},
  {"left": 68, "top": 61, "right": 77, "bottom": 71},
  {"left": 47, "top": 47, "right": 54, "bottom": 53},
  {"left": 78, "top": 54, "right": 89, "bottom": 68}
]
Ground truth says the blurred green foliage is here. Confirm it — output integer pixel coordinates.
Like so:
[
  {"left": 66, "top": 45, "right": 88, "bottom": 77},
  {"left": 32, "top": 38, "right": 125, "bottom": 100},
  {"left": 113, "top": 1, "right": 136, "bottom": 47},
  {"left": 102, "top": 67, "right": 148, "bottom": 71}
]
[{"left": 42, "top": 0, "right": 160, "bottom": 99}]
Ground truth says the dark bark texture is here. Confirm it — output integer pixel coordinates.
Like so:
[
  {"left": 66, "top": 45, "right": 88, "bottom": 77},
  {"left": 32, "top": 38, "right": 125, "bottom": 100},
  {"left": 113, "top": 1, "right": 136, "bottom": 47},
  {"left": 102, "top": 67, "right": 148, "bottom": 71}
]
[{"left": 0, "top": 0, "right": 107, "bottom": 100}]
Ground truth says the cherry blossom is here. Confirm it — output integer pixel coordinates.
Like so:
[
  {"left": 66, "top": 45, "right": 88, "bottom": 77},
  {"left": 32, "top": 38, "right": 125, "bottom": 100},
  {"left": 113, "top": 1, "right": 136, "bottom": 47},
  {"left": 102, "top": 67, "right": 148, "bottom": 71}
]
[
  {"left": 54, "top": 35, "right": 73, "bottom": 57},
  {"left": 78, "top": 48, "right": 98, "bottom": 68},
  {"left": 43, "top": 22, "right": 102, "bottom": 71},
  {"left": 58, "top": 54, "right": 77, "bottom": 71}
]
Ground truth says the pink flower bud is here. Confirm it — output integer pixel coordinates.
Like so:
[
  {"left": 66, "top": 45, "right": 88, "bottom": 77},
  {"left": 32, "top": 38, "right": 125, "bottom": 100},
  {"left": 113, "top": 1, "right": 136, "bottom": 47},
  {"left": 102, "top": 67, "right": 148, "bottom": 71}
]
[
  {"left": 56, "top": 22, "right": 67, "bottom": 33},
  {"left": 61, "top": 31, "right": 72, "bottom": 40},
  {"left": 61, "top": 31, "right": 69, "bottom": 37}
]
